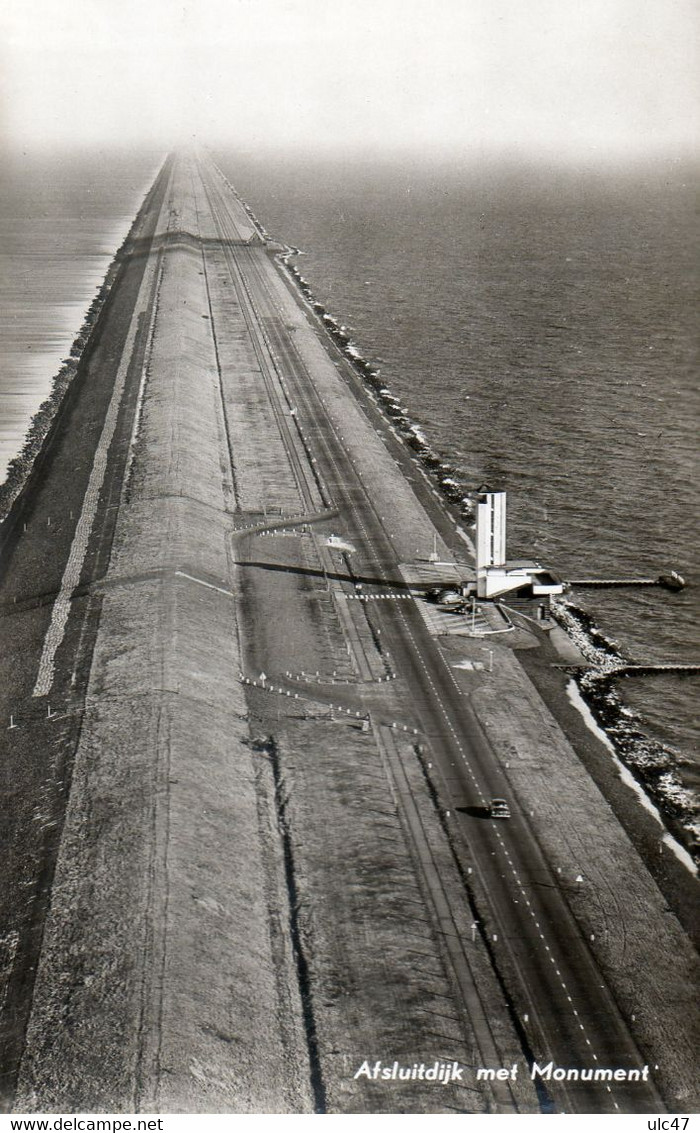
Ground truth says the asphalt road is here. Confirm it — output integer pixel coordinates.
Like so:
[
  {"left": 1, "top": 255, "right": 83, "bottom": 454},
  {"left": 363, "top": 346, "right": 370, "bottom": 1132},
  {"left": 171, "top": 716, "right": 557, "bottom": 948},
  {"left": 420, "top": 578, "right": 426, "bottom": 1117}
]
[
  {"left": 0, "top": 151, "right": 671, "bottom": 1114},
  {"left": 196, "top": 155, "right": 665, "bottom": 1115}
]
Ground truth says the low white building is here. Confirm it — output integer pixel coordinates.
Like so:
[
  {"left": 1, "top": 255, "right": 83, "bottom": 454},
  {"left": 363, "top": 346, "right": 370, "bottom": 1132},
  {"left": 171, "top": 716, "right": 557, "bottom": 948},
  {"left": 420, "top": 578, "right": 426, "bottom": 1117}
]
[{"left": 475, "top": 491, "right": 564, "bottom": 602}]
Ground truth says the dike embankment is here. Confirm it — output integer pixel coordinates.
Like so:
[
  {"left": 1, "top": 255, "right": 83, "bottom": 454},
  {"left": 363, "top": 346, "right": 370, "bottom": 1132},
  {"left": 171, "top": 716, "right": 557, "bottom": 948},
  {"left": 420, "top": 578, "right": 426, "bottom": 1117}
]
[
  {"left": 269, "top": 214, "right": 700, "bottom": 873},
  {"left": 12, "top": 153, "right": 512, "bottom": 1116},
  {"left": 0, "top": 155, "right": 175, "bottom": 1110},
  {"left": 0, "top": 159, "right": 173, "bottom": 555},
  {"left": 203, "top": 163, "right": 697, "bottom": 1109},
  {"left": 14, "top": 158, "right": 312, "bottom": 1113},
  {"left": 4, "top": 151, "right": 698, "bottom": 1114}
]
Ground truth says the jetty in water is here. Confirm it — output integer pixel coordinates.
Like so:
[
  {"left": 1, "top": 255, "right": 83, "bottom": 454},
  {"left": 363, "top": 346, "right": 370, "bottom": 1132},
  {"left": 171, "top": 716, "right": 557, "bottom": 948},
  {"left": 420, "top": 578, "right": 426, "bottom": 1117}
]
[
  {"left": 0, "top": 152, "right": 697, "bottom": 1116},
  {"left": 615, "top": 663, "right": 700, "bottom": 677},
  {"left": 567, "top": 572, "right": 686, "bottom": 592}
]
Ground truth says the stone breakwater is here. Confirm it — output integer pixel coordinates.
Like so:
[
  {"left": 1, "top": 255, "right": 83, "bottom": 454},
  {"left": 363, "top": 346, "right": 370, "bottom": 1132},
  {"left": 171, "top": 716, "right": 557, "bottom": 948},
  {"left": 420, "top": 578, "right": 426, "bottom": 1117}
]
[
  {"left": 281, "top": 254, "right": 476, "bottom": 524},
  {"left": 210, "top": 164, "right": 477, "bottom": 530},
  {"left": 223, "top": 164, "right": 698, "bottom": 873},
  {"left": 272, "top": 213, "right": 699, "bottom": 869},
  {"left": 4, "top": 154, "right": 695, "bottom": 877},
  {"left": 231, "top": 166, "right": 698, "bottom": 871},
  {"left": 228, "top": 172, "right": 698, "bottom": 870},
  {"left": 553, "top": 597, "right": 699, "bottom": 863}
]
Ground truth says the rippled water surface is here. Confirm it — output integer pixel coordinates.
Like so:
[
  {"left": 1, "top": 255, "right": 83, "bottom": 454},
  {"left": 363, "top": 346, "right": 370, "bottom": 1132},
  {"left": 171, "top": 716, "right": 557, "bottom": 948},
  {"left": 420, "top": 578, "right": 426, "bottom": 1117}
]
[
  {"left": 1, "top": 148, "right": 697, "bottom": 797},
  {"left": 217, "top": 150, "right": 699, "bottom": 787},
  {"left": 0, "top": 148, "right": 162, "bottom": 480}
]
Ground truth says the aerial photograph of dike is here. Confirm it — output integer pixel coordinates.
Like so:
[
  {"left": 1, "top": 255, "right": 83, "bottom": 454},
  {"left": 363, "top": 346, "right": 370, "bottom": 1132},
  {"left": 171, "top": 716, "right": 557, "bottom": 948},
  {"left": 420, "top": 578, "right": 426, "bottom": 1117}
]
[{"left": 0, "top": 0, "right": 697, "bottom": 1120}]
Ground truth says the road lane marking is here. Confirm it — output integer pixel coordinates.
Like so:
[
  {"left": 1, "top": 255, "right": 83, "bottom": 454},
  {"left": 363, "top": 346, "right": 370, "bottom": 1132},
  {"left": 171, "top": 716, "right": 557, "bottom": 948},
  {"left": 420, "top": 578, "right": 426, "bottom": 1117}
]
[
  {"left": 341, "top": 520, "right": 607, "bottom": 1070},
  {"left": 227, "top": 225, "right": 631, "bottom": 1111},
  {"left": 345, "top": 510, "right": 618, "bottom": 1098}
]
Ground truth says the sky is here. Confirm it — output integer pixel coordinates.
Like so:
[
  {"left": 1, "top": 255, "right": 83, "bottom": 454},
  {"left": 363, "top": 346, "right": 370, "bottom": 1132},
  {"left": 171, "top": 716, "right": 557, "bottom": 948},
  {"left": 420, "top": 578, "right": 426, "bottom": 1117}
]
[{"left": 1, "top": 0, "right": 698, "bottom": 159}]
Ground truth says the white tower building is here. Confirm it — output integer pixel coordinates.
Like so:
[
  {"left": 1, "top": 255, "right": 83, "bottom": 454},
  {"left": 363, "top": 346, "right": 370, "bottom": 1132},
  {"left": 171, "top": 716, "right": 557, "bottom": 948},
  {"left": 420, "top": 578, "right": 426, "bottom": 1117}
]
[
  {"left": 474, "top": 490, "right": 563, "bottom": 601},
  {"left": 476, "top": 491, "right": 506, "bottom": 595}
]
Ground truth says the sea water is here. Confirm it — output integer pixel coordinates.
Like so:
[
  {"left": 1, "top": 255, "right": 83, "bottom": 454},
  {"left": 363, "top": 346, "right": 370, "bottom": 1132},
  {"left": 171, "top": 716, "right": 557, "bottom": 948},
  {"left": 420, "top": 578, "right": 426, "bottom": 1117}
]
[
  {"left": 216, "top": 150, "right": 699, "bottom": 802},
  {"left": 0, "top": 147, "right": 162, "bottom": 482},
  {"left": 0, "top": 146, "right": 697, "bottom": 821}
]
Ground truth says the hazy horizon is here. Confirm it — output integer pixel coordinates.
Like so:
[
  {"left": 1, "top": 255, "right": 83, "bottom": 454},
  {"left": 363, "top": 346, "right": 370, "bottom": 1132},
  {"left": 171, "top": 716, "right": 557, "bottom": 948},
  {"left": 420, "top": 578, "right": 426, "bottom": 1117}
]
[
  {"left": 2, "top": 141, "right": 699, "bottom": 178},
  {"left": 2, "top": 1, "right": 698, "bottom": 163}
]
